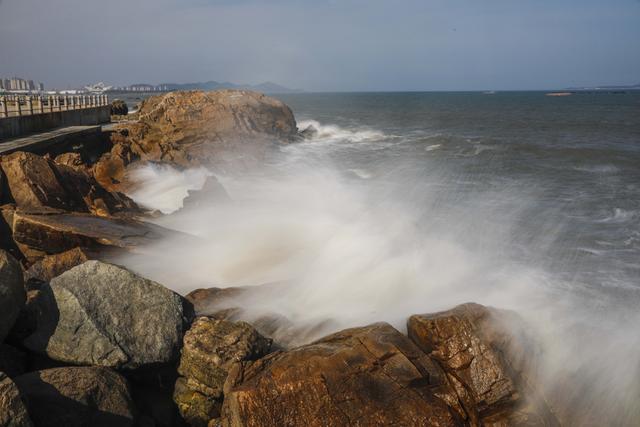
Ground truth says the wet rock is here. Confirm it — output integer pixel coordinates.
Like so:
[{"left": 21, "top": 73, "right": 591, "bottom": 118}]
[
  {"left": 24, "top": 261, "right": 193, "bottom": 369},
  {"left": 10, "top": 210, "right": 170, "bottom": 258},
  {"left": 14, "top": 367, "right": 135, "bottom": 427},
  {"left": 111, "top": 99, "right": 129, "bottom": 116},
  {"left": 0, "top": 250, "right": 25, "bottom": 343},
  {"left": 407, "top": 303, "right": 559, "bottom": 426},
  {"left": 221, "top": 323, "right": 465, "bottom": 427},
  {"left": 185, "top": 287, "right": 246, "bottom": 317},
  {"left": 174, "top": 317, "right": 271, "bottom": 427},
  {"left": 297, "top": 124, "right": 318, "bottom": 139},
  {"left": 0, "top": 372, "right": 33, "bottom": 427},
  {"left": 24, "top": 247, "right": 92, "bottom": 284}
]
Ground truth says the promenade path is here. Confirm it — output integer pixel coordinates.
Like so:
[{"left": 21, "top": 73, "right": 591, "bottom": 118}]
[{"left": 0, "top": 125, "right": 103, "bottom": 155}]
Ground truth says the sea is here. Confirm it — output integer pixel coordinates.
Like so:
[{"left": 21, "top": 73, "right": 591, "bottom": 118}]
[{"left": 121, "top": 90, "right": 640, "bottom": 424}]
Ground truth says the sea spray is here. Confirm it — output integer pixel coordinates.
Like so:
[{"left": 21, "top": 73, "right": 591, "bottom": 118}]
[{"left": 117, "top": 119, "right": 640, "bottom": 425}]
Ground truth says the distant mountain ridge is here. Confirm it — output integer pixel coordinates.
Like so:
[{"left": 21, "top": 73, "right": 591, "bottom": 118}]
[{"left": 112, "top": 81, "right": 302, "bottom": 94}]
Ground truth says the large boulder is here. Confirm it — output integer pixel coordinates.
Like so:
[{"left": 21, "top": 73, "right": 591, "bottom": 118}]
[
  {"left": 13, "top": 367, "right": 135, "bottom": 427},
  {"left": 0, "top": 250, "right": 25, "bottom": 343},
  {"left": 0, "top": 372, "right": 33, "bottom": 427},
  {"left": 174, "top": 317, "right": 272, "bottom": 426},
  {"left": 7, "top": 210, "right": 171, "bottom": 261},
  {"left": 94, "top": 90, "right": 298, "bottom": 191},
  {"left": 221, "top": 323, "right": 466, "bottom": 427},
  {"left": 407, "top": 303, "right": 559, "bottom": 426},
  {"left": 24, "top": 261, "right": 193, "bottom": 369}
]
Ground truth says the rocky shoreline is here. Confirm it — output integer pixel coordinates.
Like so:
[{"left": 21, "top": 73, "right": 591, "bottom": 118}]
[{"left": 1, "top": 90, "right": 562, "bottom": 426}]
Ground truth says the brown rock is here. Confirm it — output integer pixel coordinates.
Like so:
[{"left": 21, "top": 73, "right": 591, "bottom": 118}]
[
  {"left": 53, "top": 152, "right": 85, "bottom": 169},
  {"left": 10, "top": 210, "right": 171, "bottom": 258},
  {"left": 185, "top": 287, "right": 246, "bottom": 317},
  {"left": 0, "top": 152, "right": 80, "bottom": 211},
  {"left": 14, "top": 367, "right": 136, "bottom": 427},
  {"left": 24, "top": 247, "right": 92, "bottom": 283},
  {"left": 174, "top": 317, "right": 272, "bottom": 427},
  {"left": 0, "top": 372, "right": 33, "bottom": 427},
  {"left": 407, "top": 303, "right": 559, "bottom": 426},
  {"left": 221, "top": 322, "right": 465, "bottom": 427},
  {"left": 111, "top": 99, "right": 129, "bottom": 116},
  {"left": 94, "top": 90, "right": 298, "bottom": 191}
]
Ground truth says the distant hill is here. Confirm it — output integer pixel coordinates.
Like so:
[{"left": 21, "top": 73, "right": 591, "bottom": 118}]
[{"left": 112, "top": 81, "right": 302, "bottom": 94}]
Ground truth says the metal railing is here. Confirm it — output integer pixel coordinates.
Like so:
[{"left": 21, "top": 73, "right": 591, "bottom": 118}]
[{"left": 0, "top": 94, "right": 109, "bottom": 118}]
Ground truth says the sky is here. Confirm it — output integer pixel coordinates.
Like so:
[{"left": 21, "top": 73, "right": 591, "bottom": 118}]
[{"left": 0, "top": 0, "right": 638, "bottom": 91}]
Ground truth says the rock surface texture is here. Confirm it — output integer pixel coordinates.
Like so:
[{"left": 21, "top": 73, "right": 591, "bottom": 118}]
[
  {"left": 408, "top": 303, "right": 559, "bottom": 426},
  {"left": 24, "top": 261, "right": 192, "bottom": 369},
  {"left": 174, "top": 317, "right": 272, "bottom": 427},
  {"left": 0, "top": 250, "right": 25, "bottom": 343},
  {"left": 94, "top": 90, "right": 298, "bottom": 191},
  {"left": 0, "top": 372, "right": 33, "bottom": 427},
  {"left": 13, "top": 367, "right": 135, "bottom": 427},
  {"left": 221, "top": 322, "right": 466, "bottom": 427}
]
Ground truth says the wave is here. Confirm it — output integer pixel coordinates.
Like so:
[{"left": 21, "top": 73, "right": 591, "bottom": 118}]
[
  {"left": 596, "top": 208, "right": 636, "bottom": 223},
  {"left": 298, "top": 119, "right": 387, "bottom": 143}
]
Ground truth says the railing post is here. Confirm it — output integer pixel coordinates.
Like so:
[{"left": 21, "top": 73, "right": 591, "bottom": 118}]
[
  {"left": 17, "top": 97, "right": 22, "bottom": 116},
  {"left": 39, "top": 96, "right": 44, "bottom": 114},
  {"left": 27, "top": 96, "right": 33, "bottom": 115},
  {"left": 1, "top": 97, "right": 6, "bottom": 118}
]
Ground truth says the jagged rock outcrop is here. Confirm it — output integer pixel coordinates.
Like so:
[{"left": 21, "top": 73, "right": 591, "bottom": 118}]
[
  {"left": 174, "top": 317, "right": 272, "bottom": 426},
  {"left": 0, "top": 250, "right": 25, "bottom": 343},
  {"left": 408, "top": 303, "right": 559, "bottom": 426},
  {"left": 94, "top": 90, "right": 298, "bottom": 191},
  {"left": 13, "top": 367, "right": 135, "bottom": 427},
  {"left": 221, "top": 322, "right": 466, "bottom": 427},
  {"left": 0, "top": 372, "right": 33, "bottom": 427},
  {"left": 24, "top": 261, "right": 193, "bottom": 369}
]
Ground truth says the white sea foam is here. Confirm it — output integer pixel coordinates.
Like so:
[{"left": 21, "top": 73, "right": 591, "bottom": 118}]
[{"left": 298, "top": 119, "right": 386, "bottom": 143}]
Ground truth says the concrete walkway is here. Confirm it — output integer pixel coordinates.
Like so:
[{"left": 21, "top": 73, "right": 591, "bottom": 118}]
[{"left": 0, "top": 125, "right": 102, "bottom": 155}]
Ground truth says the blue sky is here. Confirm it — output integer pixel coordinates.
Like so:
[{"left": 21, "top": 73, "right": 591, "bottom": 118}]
[{"left": 0, "top": 0, "right": 638, "bottom": 91}]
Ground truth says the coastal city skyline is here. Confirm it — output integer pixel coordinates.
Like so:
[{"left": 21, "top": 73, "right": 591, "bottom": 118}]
[{"left": 1, "top": 0, "right": 639, "bottom": 92}]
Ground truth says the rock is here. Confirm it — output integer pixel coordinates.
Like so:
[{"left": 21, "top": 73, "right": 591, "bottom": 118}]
[
  {"left": 181, "top": 176, "right": 231, "bottom": 210},
  {"left": 111, "top": 99, "right": 129, "bottom": 116},
  {"left": 24, "top": 247, "right": 92, "bottom": 284},
  {"left": 174, "top": 318, "right": 271, "bottom": 427},
  {"left": 9, "top": 210, "right": 171, "bottom": 259},
  {"left": 407, "top": 303, "right": 559, "bottom": 426},
  {"left": 297, "top": 124, "right": 318, "bottom": 139},
  {"left": 53, "top": 152, "right": 85, "bottom": 169},
  {"left": 95, "top": 90, "right": 298, "bottom": 191},
  {"left": 0, "top": 345, "right": 27, "bottom": 378},
  {"left": 0, "top": 372, "right": 33, "bottom": 427},
  {"left": 0, "top": 152, "right": 79, "bottom": 211},
  {"left": 0, "top": 151, "right": 139, "bottom": 216},
  {"left": 221, "top": 322, "right": 465, "bottom": 427},
  {"left": 14, "top": 367, "right": 135, "bottom": 427},
  {"left": 0, "top": 250, "right": 25, "bottom": 343},
  {"left": 24, "top": 261, "right": 193, "bottom": 369},
  {"left": 185, "top": 287, "right": 246, "bottom": 317}
]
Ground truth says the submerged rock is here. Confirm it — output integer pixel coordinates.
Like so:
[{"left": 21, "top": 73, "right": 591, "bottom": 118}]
[
  {"left": 0, "top": 372, "right": 33, "bottom": 427},
  {"left": 408, "top": 303, "right": 559, "bottom": 426},
  {"left": 24, "top": 261, "right": 193, "bottom": 369},
  {"left": 0, "top": 250, "right": 25, "bottom": 343},
  {"left": 221, "top": 322, "right": 465, "bottom": 427},
  {"left": 14, "top": 367, "right": 135, "bottom": 427}
]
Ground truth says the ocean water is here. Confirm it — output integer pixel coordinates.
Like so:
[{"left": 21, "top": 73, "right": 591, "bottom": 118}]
[{"left": 123, "top": 91, "right": 640, "bottom": 424}]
